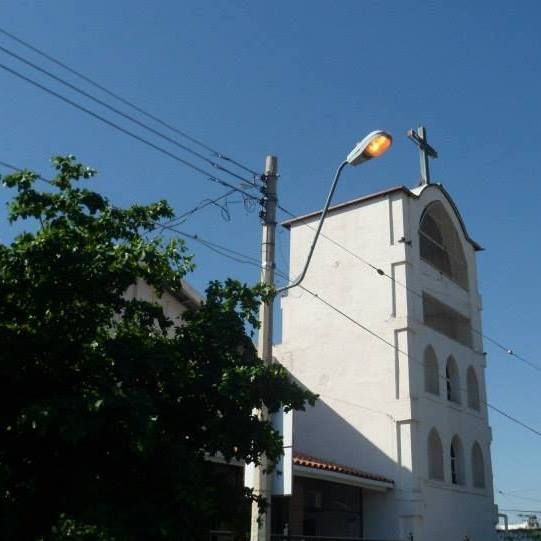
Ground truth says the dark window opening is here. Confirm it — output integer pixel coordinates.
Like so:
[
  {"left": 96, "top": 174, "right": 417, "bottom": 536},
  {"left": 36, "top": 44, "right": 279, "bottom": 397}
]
[
  {"left": 450, "top": 436, "right": 465, "bottom": 485},
  {"left": 428, "top": 428, "right": 444, "bottom": 481},
  {"left": 424, "top": 346, "right": 440, "bottom": 395},
  {"left": 419, "top": 201, "right": 469, "bottom": 290},
  {"left": 472, "top": 442, "right": 486, "bottom": 489},
  {"left": 450, "top": 444, "right": 457, "bottom": 484},
  {"left": 423, "top": 293, "right": 473, "bottom": 348},
  {"left": 467, "top": 366, "right": 481, "bottom": 411},
  {"left": 445, "top": 357, "right": 461, "bottom": 404},
  {"left": 446, "top": 365, "right": 452, "bottom": 400}
]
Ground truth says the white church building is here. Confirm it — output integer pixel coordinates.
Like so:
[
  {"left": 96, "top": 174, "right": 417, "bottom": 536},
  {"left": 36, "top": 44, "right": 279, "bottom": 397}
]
[
  {"left": 274, "top": 181, "right": 498, "bottom": 540},
  {"left": 125, "top": 151, "right": 499, "bottom": 539}
]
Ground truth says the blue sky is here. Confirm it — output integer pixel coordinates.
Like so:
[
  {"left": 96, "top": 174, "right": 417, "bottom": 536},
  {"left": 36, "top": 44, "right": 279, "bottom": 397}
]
[{"left": 1, "top": 0, "right": 540, "bottom": 524}]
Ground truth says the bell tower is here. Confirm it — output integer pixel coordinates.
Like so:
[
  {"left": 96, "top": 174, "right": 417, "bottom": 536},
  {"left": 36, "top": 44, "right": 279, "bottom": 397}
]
[{"left": 277, "top": 180, "right": 497, "bottom": 540}]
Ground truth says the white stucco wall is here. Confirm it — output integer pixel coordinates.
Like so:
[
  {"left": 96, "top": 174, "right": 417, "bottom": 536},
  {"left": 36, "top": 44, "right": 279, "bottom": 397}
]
[
  {"left": 276, "top": 184, "right": 497, "bottom": 541},
  {"left": 123, "top": 278, "right": 199, "bottom": 325}
]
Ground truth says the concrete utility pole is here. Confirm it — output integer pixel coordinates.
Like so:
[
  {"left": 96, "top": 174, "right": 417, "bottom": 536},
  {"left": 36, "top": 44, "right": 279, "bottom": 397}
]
[
  {"left": 250, "top": 155, "right": 278, "bottom": 541},
  {"left": 407, "top": 125, "right": 438, "bottom": 185}
]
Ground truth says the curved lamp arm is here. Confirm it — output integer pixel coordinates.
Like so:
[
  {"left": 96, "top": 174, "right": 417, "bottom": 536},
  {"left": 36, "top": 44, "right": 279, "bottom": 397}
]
[{"left": 277, "top": 159, "right": 348, "bottom": 294}]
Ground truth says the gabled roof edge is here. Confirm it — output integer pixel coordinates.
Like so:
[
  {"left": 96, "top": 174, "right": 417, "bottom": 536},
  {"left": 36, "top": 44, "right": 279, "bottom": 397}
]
[{"left": 281, "top": 183, "right": 483, "bottom": 252}]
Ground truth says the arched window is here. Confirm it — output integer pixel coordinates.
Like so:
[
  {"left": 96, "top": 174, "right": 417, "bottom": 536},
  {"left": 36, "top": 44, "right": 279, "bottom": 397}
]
[
  {"left": 424, "top": 346, "right": 440, "bottom": 395},
  {"left": 450, "top": 435, "right": 465, "bottom": 485},
  {"left": 467, "top": 366, "right": 481, "bottom": 411},
  {"left": 428, "top": 428, "right": 444, "bottom": 481},
  {"left": 471, "top": 442, "right": 486, "bottom": 488},
  {"left": 419, "top": 201, "right": 469, "bottom": 290},
  {"left": 446, "top": 356, "right": 461, "bottom": 404}
]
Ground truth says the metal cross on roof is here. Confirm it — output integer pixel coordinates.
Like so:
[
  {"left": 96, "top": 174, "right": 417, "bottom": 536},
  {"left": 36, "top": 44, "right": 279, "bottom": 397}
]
[{"left": 408, "top": 126, "right": 438, "bottom": 186}]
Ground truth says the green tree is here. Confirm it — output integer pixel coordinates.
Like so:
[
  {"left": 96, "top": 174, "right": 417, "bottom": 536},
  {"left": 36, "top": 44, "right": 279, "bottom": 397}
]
[{"left": 0, "top": 156, "right": 315, "bottom": 541}]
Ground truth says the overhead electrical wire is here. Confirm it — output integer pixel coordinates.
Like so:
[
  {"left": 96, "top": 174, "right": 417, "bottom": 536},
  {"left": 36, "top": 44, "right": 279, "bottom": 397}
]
[
  {"left": 161, "top": 226, "right": 262, "bottom": 268},
  {"left": 498, "top": 488, "right": 540, "bottom": 496},
  {"left": 131, "top": 223, "right": 541, "bottom": 440},
  {"left": 0, "top": 26, "right": 259, "bottom": 177},
  {"left": 498, "top": 508, "right": 541, "bottom": 514},
  {"left": 1, "top": 129, "right": 537, "bottom": 380},
  {"left": 0, "top": 29, "right": 533, "bottom": 372},
  {"left": 486, "top": 404, "right": 541, "bottom": 437},
  {"left": 0, "top": 37, "right": 537, "bottom": 427},
  {"left": 0, "top": 160, "right": 251, "bottom": 234},
  {"left": 161, "top": 184, "right": 257, "bottom": 231},
  {"left": 0, "top": 159, "right": 53, "bottom": 185},
  {"left": 497, "top": 492, "right": 541, "bottom": 504},
  {"left": 0, "top": 157, "right": 536, "bottom": 417},
  {"left": 173, "top": 189, "right": 238, "bottom": 223},
  {"left": 1, "top": 161, "right": 540, "bottom": 441},
  {"left": 0, "top": 44, "right": 253, "bottom": 185},
  {"left": 153, "top": 188, "right": 238, "bottom": 232},
  {"left": 0, "top": 36, "right": 260, "bottom": 226},
  {"left": 277, "top": 203, "right": 541, "bottom": 373},
  {"left": 0, "top": 62, "right": 258, "bottom": 204},
  {"left": 295, "top": 285, "right": 541, "bottom": 437}
]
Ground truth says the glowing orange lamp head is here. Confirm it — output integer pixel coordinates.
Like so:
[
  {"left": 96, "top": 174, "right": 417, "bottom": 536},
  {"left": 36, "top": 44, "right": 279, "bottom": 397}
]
[{"left": 346, "top": 130, "right": 392, "bottom": 166}]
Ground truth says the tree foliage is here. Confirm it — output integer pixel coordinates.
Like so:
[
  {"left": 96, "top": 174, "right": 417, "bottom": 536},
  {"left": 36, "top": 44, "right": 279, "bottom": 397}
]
[{"left": 0, "top": 157, "right": 315, "bottom": 541}]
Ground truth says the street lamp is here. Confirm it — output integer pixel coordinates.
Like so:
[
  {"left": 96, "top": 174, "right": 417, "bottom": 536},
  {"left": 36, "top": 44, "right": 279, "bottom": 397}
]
[
  {"left": 347, "top": 130, "right": 393, "bottom": 166},
  {"left": 278, "top": 130, "right": 392, "bottom": 293},
  {"left": 251, "top": 130, "right": 392, "bottom": 541}
]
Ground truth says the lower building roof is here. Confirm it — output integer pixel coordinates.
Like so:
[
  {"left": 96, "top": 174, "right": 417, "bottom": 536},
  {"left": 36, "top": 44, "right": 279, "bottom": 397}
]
[{"left": 293, "top": 451, "right": 394, "bottom": 488}]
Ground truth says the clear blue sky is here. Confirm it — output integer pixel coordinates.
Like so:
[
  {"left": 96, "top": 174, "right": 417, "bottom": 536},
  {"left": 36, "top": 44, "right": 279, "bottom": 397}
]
[{"left": 1, "top": 0, "right": 540, "bottom": 524}]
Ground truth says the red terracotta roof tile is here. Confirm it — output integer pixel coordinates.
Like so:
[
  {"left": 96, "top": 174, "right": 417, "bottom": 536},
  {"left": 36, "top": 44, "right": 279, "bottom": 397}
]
[{"left": 293, "top": 452, "right": 393, "bottom": 485}]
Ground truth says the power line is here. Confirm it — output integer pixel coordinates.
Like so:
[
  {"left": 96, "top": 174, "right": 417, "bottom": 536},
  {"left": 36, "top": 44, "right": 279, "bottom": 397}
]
[
  {"left": 1, "top": 28, "right": 535, "bottom": 375},
  {"left": 301, "top": 285, "right": 541, "bottom": 437},
  {"left": 0, "top": 159, "right": 53, "bottom": 185},
  {"left": 0, "top": 158, "right": 258, "bottom": 263},
  {"left": 294, "top": 278, "right": 541, "bottom": 438},
  {"left": 488, "top": 404, "right": 541, "bottom": 438},
  {"left": 498, "top": 492, "right": 541, "bottom": 504},
  {"left": 0, "top": 160, "right": 253, "bottom": 234},
  {"left": 147, "top": 227, "right": 541, "bottom": 441},
  {"left": 277, "top": 203, "right": 541, "bottom": 373},
  {"left": 160, "top": 225, "right": 262, "bottom": 269},
  {"left": 499, "top": 508, "right": 541, "bottom": 514},
  {"left": 161, "top": 184, "right": 257, "bottom": 230},
  {"left": 6, "top": 160, "right": 541, "bottom": 516},
  {"left": 0, "top": 44, "right": 254, "bottom": 185},
  {"left": 482, "top": 335, "right": 541, "bottom": 373},
  {"left": 498, "top": 488, "right": 540, "bottom": 496},
  {"left": 0, "top": 26, "right": 258, "bottom": 177},
  {"left": 173, "top": 189, "right": 237, "bottom": 224},
  {"left": 289, "top": 291, "right": 541, "bottom": 438},
  {"left": 3, "top": 159, "right": 540, "bottom": 441},
  {"left": 0, "top": 62, "right": 258, "bottom": 203},
  {"left": 153, "top": 188, "right": 237, "bottom": 233}
]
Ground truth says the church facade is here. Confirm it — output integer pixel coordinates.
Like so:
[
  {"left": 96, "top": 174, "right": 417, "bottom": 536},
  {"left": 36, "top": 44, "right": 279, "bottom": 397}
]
[{"left": 275, "top": 182, "right": 498, "bottom": 540}]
